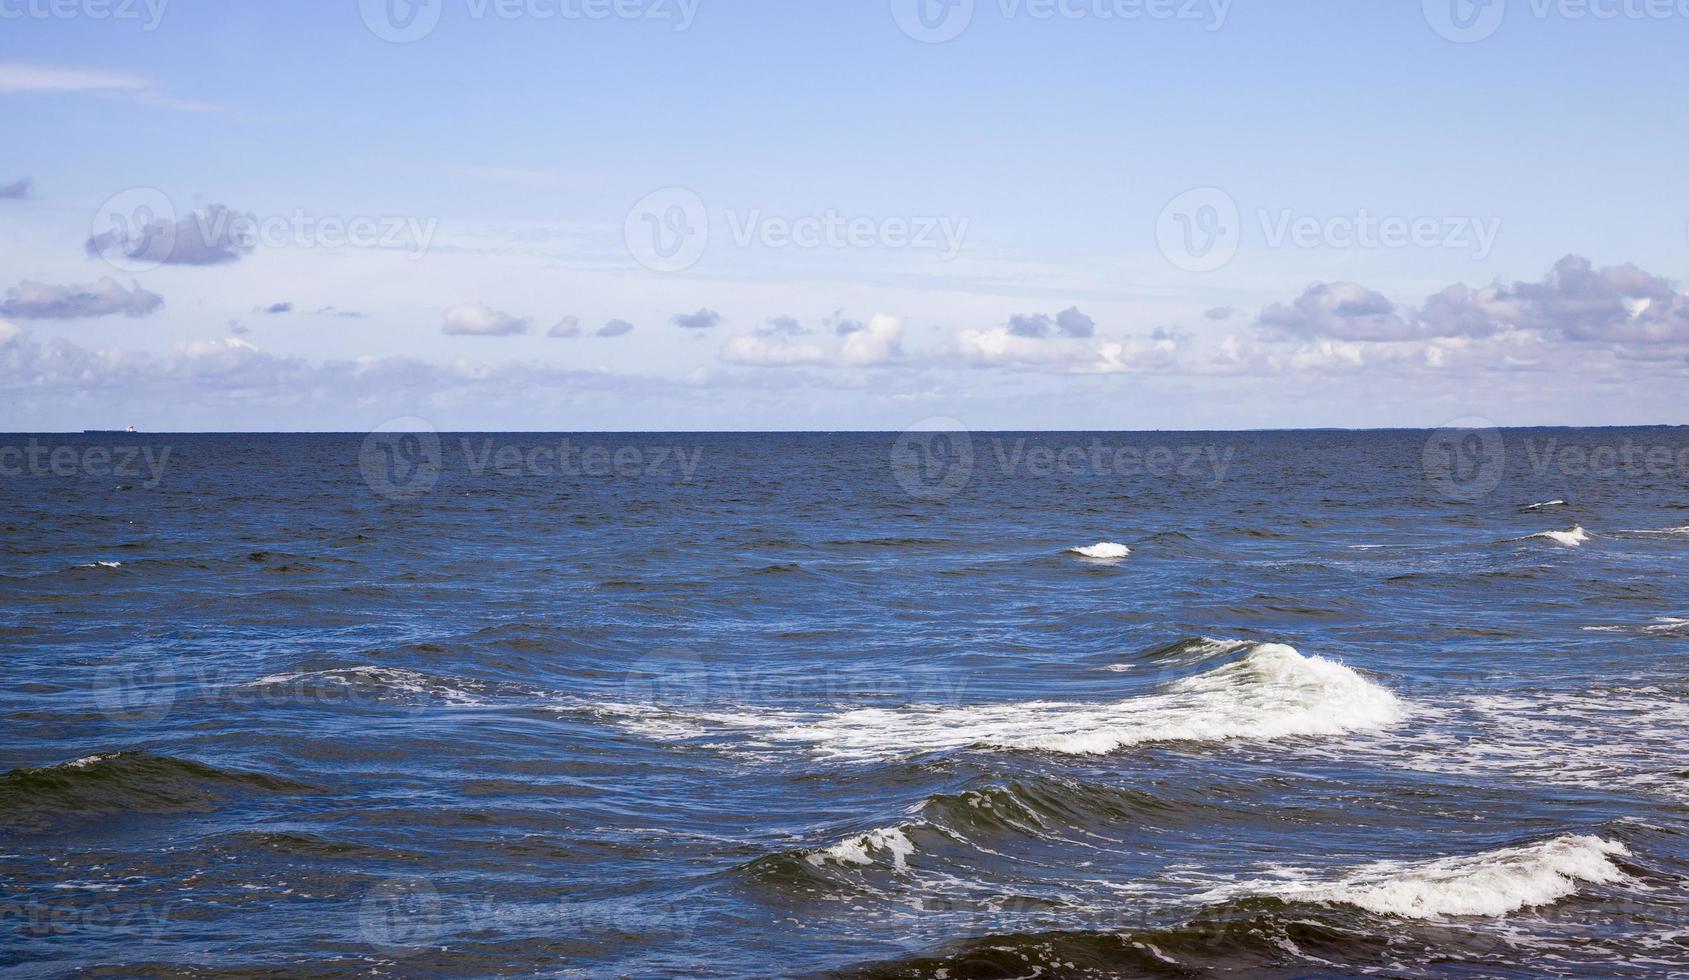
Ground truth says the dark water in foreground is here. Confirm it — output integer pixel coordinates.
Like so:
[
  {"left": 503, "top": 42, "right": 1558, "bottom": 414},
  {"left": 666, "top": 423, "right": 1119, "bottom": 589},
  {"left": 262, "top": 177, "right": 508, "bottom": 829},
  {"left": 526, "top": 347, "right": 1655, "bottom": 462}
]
[{"left": 2, "top": 428, "right": 1687, "bottom": 978}]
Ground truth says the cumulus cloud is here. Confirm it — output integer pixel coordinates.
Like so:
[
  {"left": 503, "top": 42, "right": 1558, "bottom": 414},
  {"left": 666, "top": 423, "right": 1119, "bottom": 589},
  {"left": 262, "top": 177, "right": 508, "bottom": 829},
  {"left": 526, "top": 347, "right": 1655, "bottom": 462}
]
[
  {"left": 722, "top": 314, "right": 903, "bottom": 367},
  {"left": 763, "top": 315, "right": 809, "bottom": 336},
  {"left": 955, "top": 327, "right": 1177, "bottom": 374},
  {"left": 86, "top": 203, "right": 256, "bottom": 266},
  {"left": 259, "top": 302, "right": 293, "bottom": 315},
  {"left": 442, "top": 303, "right": 529, "bottom": 336},
  {"left": 598, "top": 318, "right": 634, "bottom": 338},
  {"left": 670, "top": 308, "right": 721, "bottom": 329},
  {"left": 0, "top": 278, "right": 164, "bottom": 320},
  {"left": 1256, "top": 255, "right": 1689, "bottom": 347},
  {"left": 0, "top": 332, "right": 686, "bottom": 426},
  {"left": 0, "top": 178, "right": 31, "bottom": 200},
  {"left": 1005, "top": 306, "right": 1096, "bottom": 339},
  {"left": 1258, "top": 282, "right": 1420, "bottom": 341},
  {"left": 548, "top": 316, "right": 581, "bottom": 338}
]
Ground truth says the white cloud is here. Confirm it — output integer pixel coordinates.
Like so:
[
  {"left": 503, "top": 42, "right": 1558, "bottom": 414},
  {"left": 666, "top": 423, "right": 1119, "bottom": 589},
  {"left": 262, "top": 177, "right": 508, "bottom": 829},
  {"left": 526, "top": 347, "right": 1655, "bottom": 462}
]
[
  {"left": 0, "top": 62, "right": 219, "bottom": 112},
  {"left": 0, "top": 278, "right": 164, "bottom": 320},
  {"left": 442, "top": 303, "right": 529, "bottom": 336},
  {"left": 721, "top": 313, "right": 902, "bottom": 367},
  {"left": 1256, "top": 255, "right": 1689, "bottom": 348},
  {"left": 954, "top": 327, "right": 1177, "bottom": 374}
]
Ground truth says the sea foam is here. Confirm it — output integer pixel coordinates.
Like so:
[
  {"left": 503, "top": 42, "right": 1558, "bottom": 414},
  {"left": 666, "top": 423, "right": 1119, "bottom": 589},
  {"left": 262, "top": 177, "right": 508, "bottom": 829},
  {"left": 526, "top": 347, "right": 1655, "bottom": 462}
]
[
  {"left": 1069, "top": 542, "right": 1131, "bottom": 560},
  {"left": 610, "top": 643, "right": 1403, "bottom": 762},
  {"left": 1527, "top": 526, "right": 1590, "bottom": 547},
  {"left": 1203, "top": 835, "right": 1630, "bottom": 919}
]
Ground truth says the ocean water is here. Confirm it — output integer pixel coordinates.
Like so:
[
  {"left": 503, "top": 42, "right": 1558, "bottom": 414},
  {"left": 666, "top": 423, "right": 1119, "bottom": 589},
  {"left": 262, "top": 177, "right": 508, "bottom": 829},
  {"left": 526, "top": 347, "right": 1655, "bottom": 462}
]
[{"left": 2, "top": 428, "right": 1687, "bottom": 977}]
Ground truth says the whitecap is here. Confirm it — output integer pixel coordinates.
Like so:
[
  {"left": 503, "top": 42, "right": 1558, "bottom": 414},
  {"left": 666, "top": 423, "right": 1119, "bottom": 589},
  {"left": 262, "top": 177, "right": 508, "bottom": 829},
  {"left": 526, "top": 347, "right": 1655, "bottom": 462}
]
[
  {"left": 1524, "top": 500, "right": 1567, "bottom": 511},
  {"left": 602, "top": 643, "right": 1404, "bottom": 762},
  {"left": 1069, "top": 542, "right": 1130, "bottom": 560},
  {"left": 75, "top": 561, "right": 123, "bottom": 569},
  {"left": 806, "top": 826, "right": 917, "bottom": 870},
  {"left": 1201, "top": 835, "right": 1629, "bottom": 919},
  {"left": 1526, "top": 526, "right": 1589, "bottom": 547}
]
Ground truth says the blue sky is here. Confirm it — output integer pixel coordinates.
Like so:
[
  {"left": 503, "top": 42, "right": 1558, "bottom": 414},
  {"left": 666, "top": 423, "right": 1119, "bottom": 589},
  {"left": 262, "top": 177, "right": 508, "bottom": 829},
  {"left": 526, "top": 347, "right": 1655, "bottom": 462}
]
[{"left": 2, "top": 0, "right": 1687, "bottom": 430}]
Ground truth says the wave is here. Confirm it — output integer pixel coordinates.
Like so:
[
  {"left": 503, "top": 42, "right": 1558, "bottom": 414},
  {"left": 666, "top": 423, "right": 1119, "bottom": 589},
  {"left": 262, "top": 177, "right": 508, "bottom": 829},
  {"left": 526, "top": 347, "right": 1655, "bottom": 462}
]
[
  {"left": 1068, "top": 542, "right": 1130, "bottom": 560},
  {"left": 1523, "top": 499, "right": 1567, "bottom": 510},
  {"left": 1525, "top": 525, "right": 1590, "bottom": 547},
  {"left": 1199, "top": 834, "right": 1629, "bottom": 919},
  {"left": 838, "top": 834, "right": 1638, "bottom": 977},
  {"left": 247, "top": 665, "right": 496, "bottom": 706},
  {"left": 1583, "top": 616, "right": 1689, "bottom": 637},
  {"left": 0, "top": 752, "right": 310, "bottom": 829},
  {"left": 598, "top": 642, "right": 1403, "bottom": 762},
  {"left": 73, "top": 560, "right": 123, "bottom": 569},
  {"left": 806, "top": 827, "right": 918, "bottom": 870},
  {"left": 1619, "top": 525, "right": 1689, "bottom": 536}
]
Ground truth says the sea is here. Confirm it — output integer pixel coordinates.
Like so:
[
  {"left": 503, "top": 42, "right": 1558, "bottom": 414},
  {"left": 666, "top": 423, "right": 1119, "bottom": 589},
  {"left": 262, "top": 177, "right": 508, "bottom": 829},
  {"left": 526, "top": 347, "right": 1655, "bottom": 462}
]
[{"left": 2, "top": 428, "right": 1686, "bottom": 978}]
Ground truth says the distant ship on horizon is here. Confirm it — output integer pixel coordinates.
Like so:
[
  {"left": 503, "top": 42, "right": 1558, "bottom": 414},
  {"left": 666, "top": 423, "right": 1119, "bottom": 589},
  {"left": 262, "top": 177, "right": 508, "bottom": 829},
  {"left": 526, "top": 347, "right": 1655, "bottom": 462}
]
[{"left": 82, "top": 425, "right": 138, "bottom": 434}]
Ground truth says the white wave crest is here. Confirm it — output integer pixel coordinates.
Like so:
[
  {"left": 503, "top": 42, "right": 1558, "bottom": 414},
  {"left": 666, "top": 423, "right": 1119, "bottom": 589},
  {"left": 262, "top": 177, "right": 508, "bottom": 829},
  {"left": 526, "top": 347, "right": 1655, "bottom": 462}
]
[
  {"left": 1527, "top": 526, "right": 1590, "bottom": 547},
  {"left": 1524, "top": 500, "right": 1567, "bottom": 511},
  {"left": 249, "top": 666, "right": 490, "bottom": 705},
  {"left": 1070, "top": 542, "right": 1130, "bottom": 560},
  {"left": 75, "top": 561, "right": 123, "bottom": 569},
  {"left": 1205, "top": 835, "right": 1629, "bottom": 919},
  {"left": 609, "top": 643, "right": 1403, "bottom": 762},
  {"left": 806, "top": 827, "right": 917, "bottom": 870}
]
